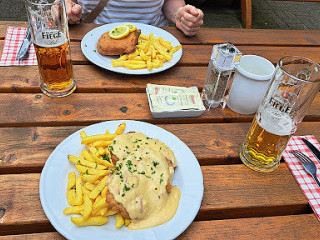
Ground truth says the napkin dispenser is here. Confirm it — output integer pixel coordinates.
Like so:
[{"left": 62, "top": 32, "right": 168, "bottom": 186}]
[{"left": 146, "top": 84, "right": 205, "bottom": 118}]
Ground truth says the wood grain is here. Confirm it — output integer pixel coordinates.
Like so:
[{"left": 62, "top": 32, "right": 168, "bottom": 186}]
[
  {"left": 178, "top": 214, "right": 320, "bottom": 240},
  {"left": 0, "top": 93, "right": 319, "bottom": 127},
  {"left": 1, "top": 122, "right": 319, "bottom": 173},
  {"left": 0, "top": 65, "right": 208, "bottom": 93},
  {"left": 1, "top": 21, "right": 319, "bottom": 46},
  {"left": 1, "top": 214, "right": 320, "bottom": 239},
  {"left": 66, "top": 23, "right": 320, "bottom": 46},
  {"left": 0, "top": 164, "right": 310, "bottom": 235},
  {"left": 70, "top": 43, "right": 320, "bottom": 66},
  {"left": 1, "top": 41, "right": 320, "bottom": 69}
]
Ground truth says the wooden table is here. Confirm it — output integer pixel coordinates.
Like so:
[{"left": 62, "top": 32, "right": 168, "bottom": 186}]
[{"left": 1, "top": 21, "right": 320, "bottom": 239}]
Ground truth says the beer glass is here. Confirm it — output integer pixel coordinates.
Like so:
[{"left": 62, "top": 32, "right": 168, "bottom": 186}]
[
  {"left": 25, "top": 0, "right": 76, "bottom": 97},
  {"left": 240, "top": 56, "right": 320, "bottom": 172}
]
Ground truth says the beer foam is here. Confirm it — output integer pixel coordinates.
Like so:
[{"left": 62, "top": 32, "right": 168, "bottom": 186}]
[
  {"left": 257, "top": 107, "right": 294, "bottom": 136},
  {"left": 34, "top": 30, "right": 68, "bottom": 48}
]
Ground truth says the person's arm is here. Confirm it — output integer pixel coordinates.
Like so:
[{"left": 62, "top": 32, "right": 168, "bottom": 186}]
[
  {"left": 65, "top": 0, "right": 82, "bottom": 24},
  {"left": 162, "top": 0, "right": 204, "bottom": 36}
]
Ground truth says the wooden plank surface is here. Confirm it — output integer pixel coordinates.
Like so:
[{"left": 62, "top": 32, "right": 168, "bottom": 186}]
[
  {"left": 1, "top": 214, "right": 320, "bottom": 240},
  {"left": 0, "top": 164, "right": 310, "bottom": 235},
  {"left": 1, "top": 122, "right": 320, "bottom": 173},
  {"left": 0, "top": 93, "right": 319, "bottom": 127},
  {"left": 2, "top": 41, "right": 319, "bottom": 67},
  {"left": 1, "top": 21, "right": 320, "bottom": 239},
  {"left": 1, "top": 21, "right": 320, "bottom": 47}
]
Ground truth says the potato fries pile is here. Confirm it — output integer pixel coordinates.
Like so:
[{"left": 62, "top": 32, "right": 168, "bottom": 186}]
[
  {"left": 63, "top": 122, "right": 130, "bottom": 228},
  {"left": 111, "top": 33, "right": 181, "bottom": 70}
]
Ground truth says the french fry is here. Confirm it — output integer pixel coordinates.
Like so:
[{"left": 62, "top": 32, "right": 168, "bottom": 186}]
[
  {"left": 149, "top": 33, "right": 172, "bottom": 61},
  {"left": 116, "top": 213, "right": 125, "bottom": 228},
  {"left": 159, "top": 37, "right": 173, "bottom": 50},
  {"left": 77, "top": 156, "right": 107, "bottom": 170},
  {"left": 67, "top": 189, "right": 76, "bottom": 206},
  {"left": 67, "top": 172, "right": 76, "bottom": 190},
  {"left": 82, "top": 174, "right": 102, "bottom": 183},
  {"left": 65, "top": 123, "right": 131, "bottom": 228},
  {"left": 82, "top": 195, "right": 93, "bottom": 220},
  {"left": 92, "top": 154, "right": 114, "bottom": 168},
  {"left": 71, "top": 216, "right": 109, "bottom": 226},
  {"left": 139, "top": 34, "right": 149, "bottom": 40},
  {"left": 98, "top": 147, "right": 106, "bottom": 156},
  {"left": 125, "top": 219, "right": 131, "bottom": 227},
  {"left": 84, "top": 182, "right": 96, "bottom": 191},
  {"left": 123, "top": 62, "right": 147, "bottom": 69},
  {"left": 92, "top": 140, "right": 113, "bottom": 148},
  {"left": 101, "top": 185, "right": 108, "bottom": 198},
  {"left": 81, "top": 150, "right": 95, "bottom": 162},
  {"left": 63, "top": 205, "right": 83, "bottom": 215},
  {"left": 92, "top": 195, "right": 107, "bottom": 215},
  {"left": 82, "top": 185, "right": 91, "bottom": 196},
  {"left": 80, "top": 131, "right": 87, "bottom": 139},
  {"left": 81, "top": 134, "right": 117, "bottom": 145},
  {"left": 105, "top": 209, "right": 118, "bottom": 216},
  {"left": 111, "top": 33, "right": 181, "bottom": 70},
  {"left": 87, "top": 145, "right": 100, "bottom": 157},
  {"left": 68, "top": 154, "right": 83, "bottom": 164},
  {"left": 115, "top": 122, "right": 126, "bottom": 135},
  {"left": 74, "top": 176, "right": 83, "bottom": 205},
  {"left": 98, "top": 207, "right": 108, "bottom": 216},
  {"left": 75, "top": 164, "right": 110, "bottom": 176},
  {"left": 89, "top": 175, "right": 108, "bottom": 199}
]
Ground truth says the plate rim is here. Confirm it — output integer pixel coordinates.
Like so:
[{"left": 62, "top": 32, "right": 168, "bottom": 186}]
[
  {"left": 39, "top": 120, "right": 203, "bottom": 240},
  {"left": 80, "top": 23, "right": 183, "bottom": 75}
]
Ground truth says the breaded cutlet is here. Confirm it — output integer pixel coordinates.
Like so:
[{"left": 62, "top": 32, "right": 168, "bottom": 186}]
[{"left": 97, "top": 29, "right": 141, "bottom": 56}]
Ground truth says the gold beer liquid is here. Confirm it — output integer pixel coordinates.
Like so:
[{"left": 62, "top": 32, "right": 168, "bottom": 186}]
[
  {"left": 34, "top": 32, "right": 75, "bottom": 97},
  {"left": 240, "top": 114, "right": 292, "bottom": 172}
]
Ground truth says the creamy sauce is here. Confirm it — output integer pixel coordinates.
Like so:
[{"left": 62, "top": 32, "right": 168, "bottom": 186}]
[{"left": 107, "top": 132, "right": 180, "bottom": 230}]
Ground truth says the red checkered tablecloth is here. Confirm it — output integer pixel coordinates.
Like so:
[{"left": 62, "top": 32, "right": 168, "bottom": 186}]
[
  {"left": 0, "top": 26, "right": 37, "bottom": 66},
  {"left": 282, "top": 135, "right": 320, "bottom": 220}
]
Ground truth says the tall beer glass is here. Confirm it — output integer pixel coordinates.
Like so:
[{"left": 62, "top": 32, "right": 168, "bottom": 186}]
[
  {"left": 240, "top": 56, "right": 320, "bottom": 172},
  {"left": 25, "top": 0, "right": 76, "bottom": 97}
]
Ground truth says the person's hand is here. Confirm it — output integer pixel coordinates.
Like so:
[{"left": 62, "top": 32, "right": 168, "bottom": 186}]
[
  {"left": 175, "top": 4, "right": 204, "bottom": 36},
  {"left": 65, "top": 0, "right": 82, "bottom": 24}
]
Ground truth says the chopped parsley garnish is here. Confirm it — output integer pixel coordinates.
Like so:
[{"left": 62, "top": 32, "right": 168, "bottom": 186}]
[
  {"left": 85, "top": 170, "right": 89, "bottom": 175},
  {"left": 123, "top": 184, "right": 131, "bottom": 191},
  {"left": 153, "top": 161, "right": 159, "bottom": 167}
]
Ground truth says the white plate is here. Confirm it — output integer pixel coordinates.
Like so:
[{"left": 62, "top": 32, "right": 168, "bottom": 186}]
[
  {"left": 81, "top": 23, "right": 183, "bottom": 75},
  {"left": 39, "top": 120, "right": 203, "bottom": 240}
]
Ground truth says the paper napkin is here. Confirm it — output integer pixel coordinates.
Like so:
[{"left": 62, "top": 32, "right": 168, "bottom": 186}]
[
  {"left": 282, "top": 135, "right": 320, "bottom": 220},
  {"left": 0, "top": 26, "right": 37, "bottom": 66}
]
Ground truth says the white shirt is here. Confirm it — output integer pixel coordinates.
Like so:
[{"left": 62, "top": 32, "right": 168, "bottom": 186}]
[{"left": 79, "top": 0, "right": 169, "bottom": 26}]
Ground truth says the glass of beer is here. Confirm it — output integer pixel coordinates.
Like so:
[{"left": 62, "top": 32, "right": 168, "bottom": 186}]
[
  {"left": 240, "top": 56, "right": 320, "bottom": 172},
  {"left": 24, "top": 0, "right": 76, "bottom": 97}
]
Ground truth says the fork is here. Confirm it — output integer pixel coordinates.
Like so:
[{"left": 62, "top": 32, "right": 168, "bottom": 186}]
[{"left": 290, "top": 150, "right": 320, "bottom": 188}]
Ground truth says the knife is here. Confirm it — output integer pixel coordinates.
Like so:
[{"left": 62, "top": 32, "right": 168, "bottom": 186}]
[
  {"left": 302, "top": 138, "right": 320, "bottom": 162},
  {"left": 16, "top": 25, "right": 32, "bottom": 60}
]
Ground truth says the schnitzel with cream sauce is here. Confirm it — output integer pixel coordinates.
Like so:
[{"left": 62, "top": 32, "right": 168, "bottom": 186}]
[{"left": 105, "top": 132, "right": 181, "bottom": 230}]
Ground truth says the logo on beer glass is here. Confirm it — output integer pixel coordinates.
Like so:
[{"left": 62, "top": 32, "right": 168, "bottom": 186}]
[
  {"left": 269, "top": 88, "right": 294, "bottom": 114},
  {"left": 40, "top": 30, "right": 64, "bottom": 46}
]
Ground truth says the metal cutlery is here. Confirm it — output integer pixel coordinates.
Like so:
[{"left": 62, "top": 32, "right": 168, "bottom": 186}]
[
  {"left": 290, "top": 150, "right": 320, "bottom": 189},
  {"left": 16, "top": 25, "right": 32, "bottom": 60},
  {"left": 302, "top": 138, "right": 320, "bottom": 163}
]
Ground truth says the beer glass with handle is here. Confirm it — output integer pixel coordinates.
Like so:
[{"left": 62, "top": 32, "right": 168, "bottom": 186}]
[
  {"left": 240, "top": 56, "right": 320, "bottom": 172},
  {"left": 24, "top": 0, "right": 76, "bottom": 97}
]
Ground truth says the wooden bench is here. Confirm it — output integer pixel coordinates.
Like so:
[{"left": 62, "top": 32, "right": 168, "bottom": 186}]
[
  {"left": 241, "top": 0, "right": 320, "bottom": 29},
  {"left": 241, "top": 0, "right": 252, "bottom": 28}
]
